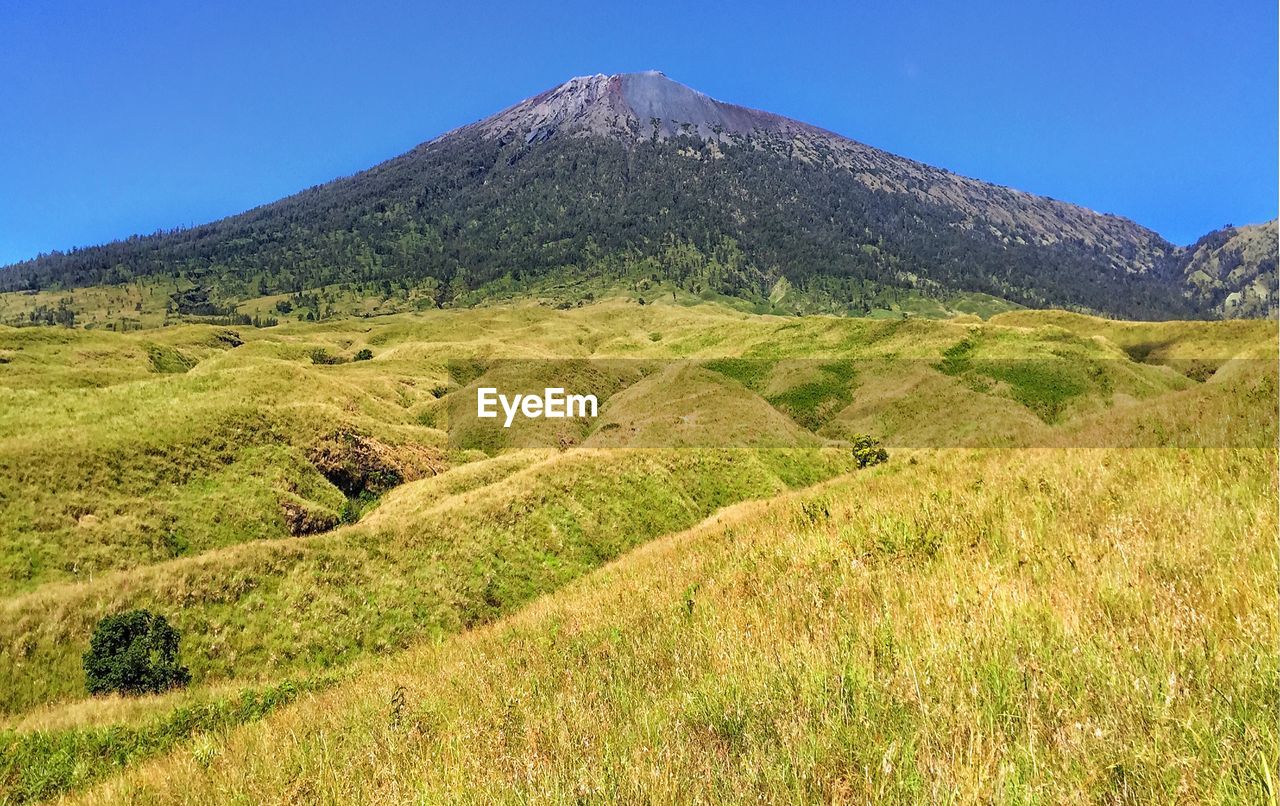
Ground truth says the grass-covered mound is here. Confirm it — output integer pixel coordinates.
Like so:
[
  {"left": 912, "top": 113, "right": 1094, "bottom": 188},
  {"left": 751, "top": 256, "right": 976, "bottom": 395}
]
[
  {"left": 69, "top": 442, "right": 1278, "bottom": 803},
  {"left": 3, "top": 301, "right": 1229, "bottom": 593},
  {"left": 0, "top": 447, "right": 856, "bottom": 716},
  {"left": 0, "top": 299, "right": 1274, "bottom": 802}
]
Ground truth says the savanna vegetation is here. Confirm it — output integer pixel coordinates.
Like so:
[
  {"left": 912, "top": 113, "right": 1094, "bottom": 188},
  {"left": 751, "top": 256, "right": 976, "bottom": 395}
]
[
  {"left": 0, "top": 297, "right": 1274, "bottom": 803},
  {"left": 72, "top": 445, "right": 1279, "bottom": 804}
]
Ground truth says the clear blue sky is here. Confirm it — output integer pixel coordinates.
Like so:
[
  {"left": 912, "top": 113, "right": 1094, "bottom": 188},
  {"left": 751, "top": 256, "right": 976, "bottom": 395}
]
[{"left": 1, "top": 0, "right": 1275, "bottom": 265}]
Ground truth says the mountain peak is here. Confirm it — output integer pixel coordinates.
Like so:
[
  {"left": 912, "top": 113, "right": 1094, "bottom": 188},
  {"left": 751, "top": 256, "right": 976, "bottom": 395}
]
[{"left": 475, "top": 70, "right": 813, "bottom": 143}]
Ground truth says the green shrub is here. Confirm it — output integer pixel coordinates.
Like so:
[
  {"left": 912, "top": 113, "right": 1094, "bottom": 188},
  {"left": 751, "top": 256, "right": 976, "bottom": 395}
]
[
  {"left": 851, "top": 435, "right": 888, "bottom": 469},
  {"left": 354, "top": 348, "right": 374, "bottom": 361},
  {"left": 309, "top": 349, "right": 346, "bottom": 365},
  {"left": 83, "top": 610, "right": 191, "bottom": 696},
  {"left": 143, "top": 343, "right": 196, "bottom": 374}
]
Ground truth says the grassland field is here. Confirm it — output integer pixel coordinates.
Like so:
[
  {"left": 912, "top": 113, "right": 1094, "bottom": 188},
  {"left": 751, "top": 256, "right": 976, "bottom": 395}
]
[{"left": 0, "top": 295, "right": 1274, "bottom": 803}]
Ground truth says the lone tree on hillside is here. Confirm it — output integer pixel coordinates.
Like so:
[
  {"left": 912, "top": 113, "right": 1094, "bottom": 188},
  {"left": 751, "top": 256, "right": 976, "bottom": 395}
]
[
  {"left": 83, "top": 609, "right": 191, "bottom": 696},
  {"left": 851, "top": 435, "right": 889, "bottom": 469}
]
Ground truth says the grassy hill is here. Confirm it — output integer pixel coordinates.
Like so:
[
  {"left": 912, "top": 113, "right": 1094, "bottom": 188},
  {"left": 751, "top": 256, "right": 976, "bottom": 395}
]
[
  {"left": 65, "top": 445, "right": 1280, "bottom": 802},
  {"left": 2, "top": 301, "right": 1227, "bottom": 593},
  {"left": 0, "top": 299, "right": 1274, "bottom": 802}
]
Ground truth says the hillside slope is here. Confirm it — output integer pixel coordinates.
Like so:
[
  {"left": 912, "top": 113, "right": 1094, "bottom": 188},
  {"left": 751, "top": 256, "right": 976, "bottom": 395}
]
[
  {"left": 0, "top": 301, "right": 1274, "bottom": 802},
  {"left": 71, "top": 441, "right": 1277, "bottom": 803},
  {"left": 4, "top": 73, "right": 1271, "bottom": 320},
  {"left": 6, "top": 301, "right": 1255, "bottom": 595},
  {"left": 1175, "top": 220, "right": 1278, "bottom": 318}
]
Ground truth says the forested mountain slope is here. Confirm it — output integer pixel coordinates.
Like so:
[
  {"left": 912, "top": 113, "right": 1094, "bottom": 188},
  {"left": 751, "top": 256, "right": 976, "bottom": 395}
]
[
  {"left": 1174, "top": 220, "right": 1277, "bottom": 317},
  {"left": 1, "top": 72, "right": 1274, "bottom": 320}
]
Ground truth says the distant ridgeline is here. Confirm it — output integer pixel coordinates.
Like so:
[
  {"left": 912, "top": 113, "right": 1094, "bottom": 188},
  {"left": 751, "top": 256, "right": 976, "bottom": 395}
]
[{"left": 1, "top": 72, "right": 1274, "bottom": 321}]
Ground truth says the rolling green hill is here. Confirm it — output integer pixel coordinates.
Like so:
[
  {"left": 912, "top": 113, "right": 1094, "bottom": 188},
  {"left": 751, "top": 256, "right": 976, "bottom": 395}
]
[
  {"left": 58, "top": 434, "right": 1280, "bottom": 802},
  {"left": 0, "top": 299, "right": 1275, "bottom": 803}
]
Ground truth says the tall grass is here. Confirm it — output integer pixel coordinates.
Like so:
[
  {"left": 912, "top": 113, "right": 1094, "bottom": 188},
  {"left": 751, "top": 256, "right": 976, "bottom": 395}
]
[
  {"left": 1, "top": 677, "right": 327, "bottom": 803},
  {"left": 72, "top": 446, "right": 1278, "bottom": 803},
  {"left": 0, "top": 302, "right": 1274, "bottom": 802},
  {"left": 0, "top": 447, "right": 855, "bottom": 715}
]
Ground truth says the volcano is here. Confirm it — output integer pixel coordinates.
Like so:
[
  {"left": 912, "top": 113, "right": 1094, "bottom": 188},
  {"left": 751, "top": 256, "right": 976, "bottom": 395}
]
[{"left": 3, "top": 71, "right": 1273, "bottom": 319}]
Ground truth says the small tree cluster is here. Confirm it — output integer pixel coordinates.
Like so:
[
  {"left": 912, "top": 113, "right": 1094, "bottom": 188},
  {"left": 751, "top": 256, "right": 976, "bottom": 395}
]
[
  {"left": 851, "top": 435, "right": 888, "bottom": 469},
  {"left": 83, "top": 609, "right": 190, "bottom": 696}
]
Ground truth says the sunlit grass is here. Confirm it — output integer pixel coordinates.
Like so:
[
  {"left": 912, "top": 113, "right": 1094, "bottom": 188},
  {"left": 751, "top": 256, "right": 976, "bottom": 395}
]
[
  {"left": 0, "top": 300, "right": 1274, "bottom": 802},
  {"left": 71, "top": 445, "right": 1278, "bottom": 804}
]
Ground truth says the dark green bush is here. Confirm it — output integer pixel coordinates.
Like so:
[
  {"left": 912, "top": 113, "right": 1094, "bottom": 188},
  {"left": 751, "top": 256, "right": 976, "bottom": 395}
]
[
  {"left": 354, "top": 348, "right": 374, "bottom": 361},
  {"left": 851, "top": 435, "right": 889, "bottom": 469},
  {"left": 309, "top": 348, "right": 346, "bottom": 365},
  {"left": 83, "top": 610, "right": 190, "bottom": 696}
]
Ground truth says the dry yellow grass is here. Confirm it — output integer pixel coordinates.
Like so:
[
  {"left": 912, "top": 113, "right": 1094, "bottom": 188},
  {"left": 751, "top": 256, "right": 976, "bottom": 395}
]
[
  {"left": 2, "top": 301, "right": 1274, "bottom": 803},
  {"left": 4, "top": 681, "right": 251, "bottom": 734},
  {"left": 71, "top": 441, "right": 1278, "bottom": 804}
]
